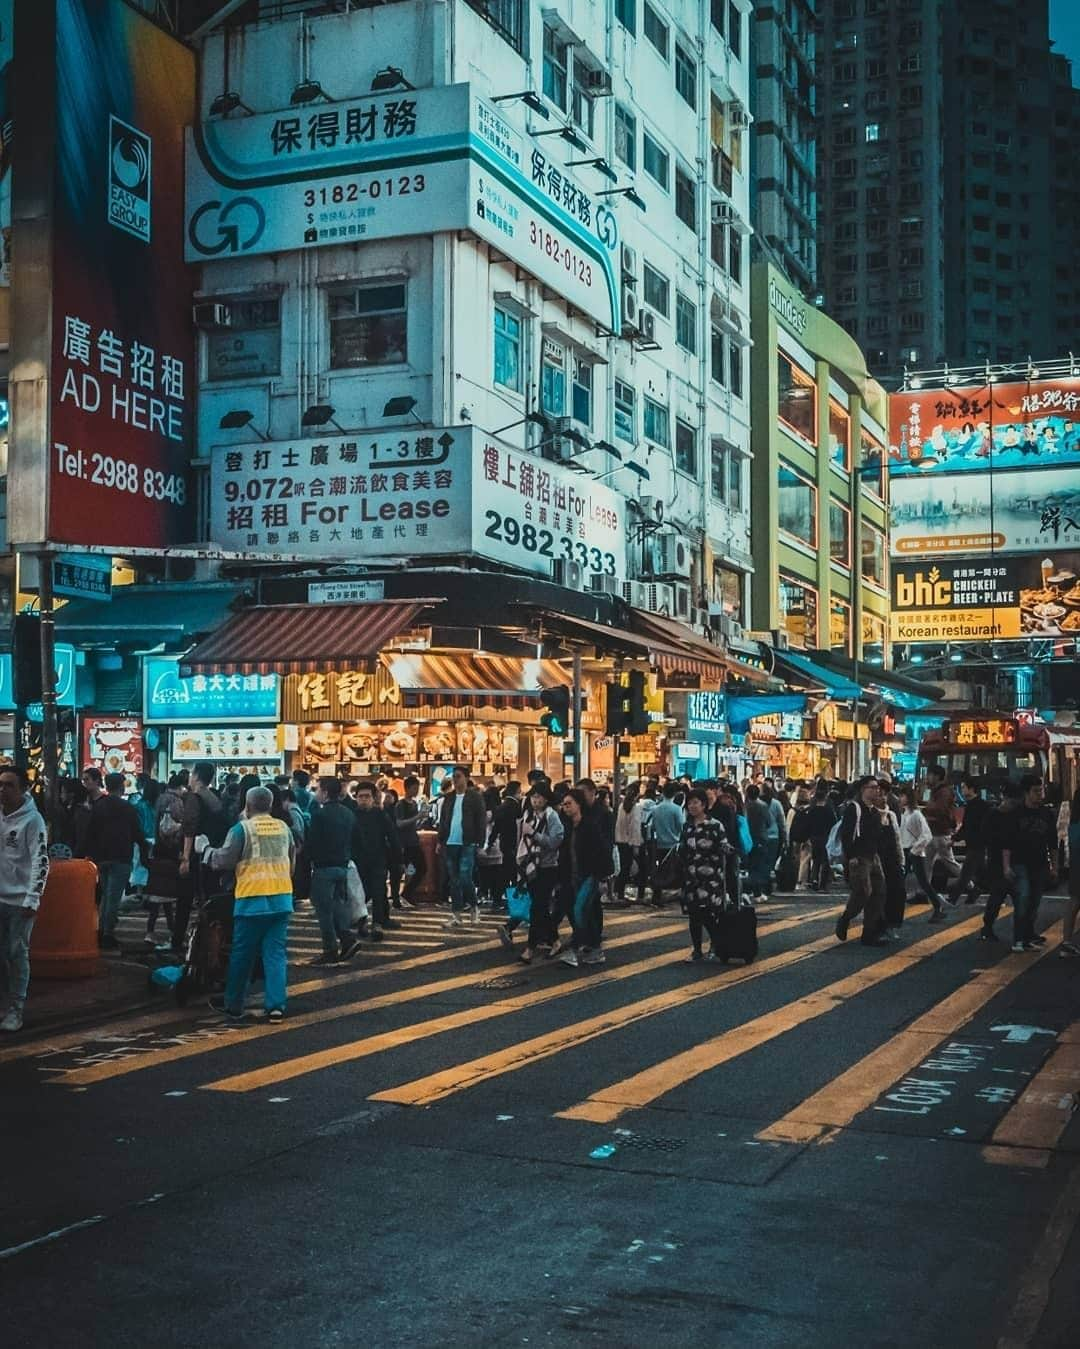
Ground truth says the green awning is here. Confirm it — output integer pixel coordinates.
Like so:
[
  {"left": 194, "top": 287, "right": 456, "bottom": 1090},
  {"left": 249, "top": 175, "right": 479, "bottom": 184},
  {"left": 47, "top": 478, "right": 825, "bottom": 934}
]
[{"left": 54, "top": 583, "right": 243, "bottom": 651}]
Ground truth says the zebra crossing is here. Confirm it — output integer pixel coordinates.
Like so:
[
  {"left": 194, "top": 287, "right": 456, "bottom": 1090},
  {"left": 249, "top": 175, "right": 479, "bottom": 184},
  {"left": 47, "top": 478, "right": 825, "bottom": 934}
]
[{"left": 13, "top": 897, "right": 1080, "bottom": 1171}]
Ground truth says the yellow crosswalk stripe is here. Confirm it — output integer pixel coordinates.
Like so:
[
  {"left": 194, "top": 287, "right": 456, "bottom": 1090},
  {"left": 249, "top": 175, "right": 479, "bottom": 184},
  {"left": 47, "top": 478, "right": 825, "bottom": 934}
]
[
  {"left": 203, "top": 910, "right": 835, "bottom": 1095},
  {"left": 48, "top": 910, "right": 705, "bottom": 1087},
  {"left": 555, "top": 911, "right": 990, "bottom": 1125},
  {"left": 754, "top": 915, "right": 1054, "bottom": 1146}
]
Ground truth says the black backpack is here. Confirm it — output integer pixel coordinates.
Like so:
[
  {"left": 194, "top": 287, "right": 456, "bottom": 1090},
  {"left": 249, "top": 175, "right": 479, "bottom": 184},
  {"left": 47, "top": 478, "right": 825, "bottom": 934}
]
[{"left": 199, "top": 793, "right": 230, "bottom": 848}]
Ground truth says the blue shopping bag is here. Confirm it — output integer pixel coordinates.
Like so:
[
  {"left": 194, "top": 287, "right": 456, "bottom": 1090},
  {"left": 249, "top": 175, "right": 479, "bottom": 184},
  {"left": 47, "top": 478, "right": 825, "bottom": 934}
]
[{"left": 505, "top": 884, "right": 532, "bottom": 924}]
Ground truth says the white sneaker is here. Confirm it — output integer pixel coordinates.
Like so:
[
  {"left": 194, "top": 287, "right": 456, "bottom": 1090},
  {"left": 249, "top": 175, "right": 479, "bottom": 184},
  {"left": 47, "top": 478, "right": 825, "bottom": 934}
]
[
  {"left": 0, "top": 1005, "right": 24, "bottom": 1033},
  {"left": 444, "top": 913, "right": 464, "bottom": 929},
  {"left": 469, "top": 905, "right": 479, "bottom": 924},
  {"left": 559, "top": 948, "right": 580, "bottom": 967}
]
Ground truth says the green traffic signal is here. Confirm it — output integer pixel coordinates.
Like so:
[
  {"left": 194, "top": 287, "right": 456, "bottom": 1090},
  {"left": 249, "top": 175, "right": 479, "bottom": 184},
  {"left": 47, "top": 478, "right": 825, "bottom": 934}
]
[{"left": 540, "top": 685, "right": 571, "bottom": 737}]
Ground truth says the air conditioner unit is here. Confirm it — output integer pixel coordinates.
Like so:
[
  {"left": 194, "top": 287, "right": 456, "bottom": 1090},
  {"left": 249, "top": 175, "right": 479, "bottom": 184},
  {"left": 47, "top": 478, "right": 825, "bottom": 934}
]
[
  {"left": 711, "top": 201, "right": 736, "bottom": 225},
  {"left": 553, "top": 558, "right": 585, "bottom": 591},
  {"left": 622, "top": 580, "right": 651, "bottom": 608},
  {"left": 672, "top": 583, "right": 693, "bottom": 620},
  {"left": 716, "top": 614, "right": 745, "bottom": 643},
  {"left": 622, "top": 286, "right": 640, "bottom": 329},
  {"left": 728, "top": 104, "right": 751, "bottom": 128},
  {"left": 192, "top": 301, "right": 231, "bottom": 330},
  {"left": 651, "top": 528, "right": 693, "bottom": 580},
  {"left": 770, "top": 628, "right": 791, "bottom": 651},
  {"left": 643, "top": 582, "right": 676, "bottom": 615},
  {"left": 639, "top": 310, "right": 657, "bottom": 343},
  {"left": 620, "top": 243, "right": 637, "bottom": 280},
  {"left": 584, "top": 67, "right": 613, "bottom": 96},
  {"left": 638, "top": 495, "right": 665, "bottom": 526},
  {"left": 589, "top": 573, "right": 620, "bottom": 596}
]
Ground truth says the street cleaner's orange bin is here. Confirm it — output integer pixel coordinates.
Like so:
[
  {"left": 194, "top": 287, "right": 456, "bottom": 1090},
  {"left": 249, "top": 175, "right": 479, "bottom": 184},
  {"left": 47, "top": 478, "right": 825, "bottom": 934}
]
[{"left": 30, "top": 859, "right": 100, "bottom": 979}]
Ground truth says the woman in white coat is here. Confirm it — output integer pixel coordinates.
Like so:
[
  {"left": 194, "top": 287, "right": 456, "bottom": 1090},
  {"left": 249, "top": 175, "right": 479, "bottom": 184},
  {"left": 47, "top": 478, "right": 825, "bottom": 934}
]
[
  {"left": 614, "top": 782, "right": 645, "bottom": 903},
  {"left": 899, "top": 785, "right": 948, "bottom": 923}
]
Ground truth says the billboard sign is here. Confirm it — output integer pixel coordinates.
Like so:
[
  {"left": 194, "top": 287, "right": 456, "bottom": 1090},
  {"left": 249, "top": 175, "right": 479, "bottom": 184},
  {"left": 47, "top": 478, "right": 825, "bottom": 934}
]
[
  {"left": 0, "top": 643, "right": 77, "bottom": 709},
  {"left": 890, "top": 552, "right": 1080, "bottom": 643},
  {"left": 207, "top": 427, "right": 626, "bottom": 582},
  {"left": 144, "top": 656, "right": 280, "bottom": 725},
  {"left": 185, "top": 84, "right": 619, "bottom": 329},
  {"left": 82, "top": 715, "right": 142, "bottom": 779},
  {"left": 8, "top": 0, "right": 195, "bottom": 548}
]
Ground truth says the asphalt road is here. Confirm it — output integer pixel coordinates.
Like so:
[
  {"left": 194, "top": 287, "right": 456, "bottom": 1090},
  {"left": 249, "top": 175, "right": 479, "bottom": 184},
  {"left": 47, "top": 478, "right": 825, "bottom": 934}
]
[{"left": 2, "top": 893, "right": 1079, "bottom": 1348}]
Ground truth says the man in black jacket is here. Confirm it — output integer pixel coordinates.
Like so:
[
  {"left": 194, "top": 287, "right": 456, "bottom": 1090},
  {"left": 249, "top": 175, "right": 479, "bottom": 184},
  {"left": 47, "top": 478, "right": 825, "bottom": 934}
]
[
  {"left": 307, "top": 777, "right": 362, "bottom": 963},
  {"left": 558, "top": 789, "right": 611, "bottom": 967},
  {"left": 948, "top": 777, "right": 992, "bottom": 903},
  {"left": 836, "top": 777, "right": 888, "bottom": 947},
  {"left": 83, "top": 772, "right": 146, "bottom": 950},
  {"left": 352, "top": 780, "right": 402, "bottom": 935}
]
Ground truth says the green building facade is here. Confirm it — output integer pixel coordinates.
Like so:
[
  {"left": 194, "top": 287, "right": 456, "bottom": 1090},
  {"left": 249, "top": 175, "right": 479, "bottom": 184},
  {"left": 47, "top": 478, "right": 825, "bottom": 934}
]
[{"left": 750, "top": 262, "right": 890, "bottom": 663}]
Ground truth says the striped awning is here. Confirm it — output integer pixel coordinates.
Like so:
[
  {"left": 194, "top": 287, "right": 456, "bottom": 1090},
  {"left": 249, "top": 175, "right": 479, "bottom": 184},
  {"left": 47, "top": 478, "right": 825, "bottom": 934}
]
[
  {"left": 179, "top": 601, "right": 437, "bottom": 676},
  {"left": 626, "top": 610, "right": 732, "bottom": 684},
  {"left": 384, "top": 652, "right": 568, "bottom": 706}
]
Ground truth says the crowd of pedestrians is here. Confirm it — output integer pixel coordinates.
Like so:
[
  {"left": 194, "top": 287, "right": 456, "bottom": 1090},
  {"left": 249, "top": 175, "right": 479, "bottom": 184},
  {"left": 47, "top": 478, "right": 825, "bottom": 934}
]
[{"left": 0, "top": 755, "right": 1076, "bottom": 1034}]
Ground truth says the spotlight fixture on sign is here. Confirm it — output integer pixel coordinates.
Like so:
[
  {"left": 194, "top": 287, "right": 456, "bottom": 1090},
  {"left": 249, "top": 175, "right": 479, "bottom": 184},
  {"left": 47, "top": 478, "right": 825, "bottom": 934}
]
[
  {"left": 301, "top": 403, "right": 348, "bottom": 433},
  {"left": 566, "top": 156, "right": 618, "bottom": 183},
  {"left": 595, "top": 459, "right": 650, "bottom": 484},
  {"left": 290, "top": 79, "right": 333, "bottom": 106},
  {"left": 382, "top": 395, "right": 422, "bottom": 423},
  {"left": 371, "top": 66, "right": 414, "bottom": 93},
  {"left": 531, "top": 123, "right": 589, "bottom": 154},
  {"left": 492, "top": 410, "right": 552, "bottom": 437},
  {"left": 492, "top": 90, "right": 549, "bottom": 119},
  {"left": 591, "top": 440, "right": 623, "bottom": 460},
  {"left": 597, "top": 184, "right": 647, "bottom": 212},
  {"left": 208, "top": 91, "right": 253, "bottom": 117},
  {"left": 219, "top": 410, "right": 269, "bottom": 441}
]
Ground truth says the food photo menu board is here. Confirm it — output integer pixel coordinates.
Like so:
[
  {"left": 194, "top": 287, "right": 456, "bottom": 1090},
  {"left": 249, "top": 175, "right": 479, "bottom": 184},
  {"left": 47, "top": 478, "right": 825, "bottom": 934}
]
[{"left": 299, "top": 721, "right": 520, "bottom": 768}]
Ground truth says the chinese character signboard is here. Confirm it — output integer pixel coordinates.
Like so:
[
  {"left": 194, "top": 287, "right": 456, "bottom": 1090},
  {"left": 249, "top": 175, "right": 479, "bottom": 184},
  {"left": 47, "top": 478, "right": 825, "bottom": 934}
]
[
  {"left": 53, "top": 553, "right": 112, "bottom": 601},
  {"left": 8, "top": 0, "right": 195, "bottom": 548},
  {"left": 185, "top": 84, "right": 619, "bottom": 330},
  {"left": 890, "top": 552, "right": 1080, "bottom": 643},
  {"left": 144, "top": 657, "right": 280, "bottom": 725},
  {"left": 686, "top": 690, "right": 727, "bottom": 744},
  {"left": 889, "top": 380, "right": 1080, "bottom": 558},
  {"left": 208, "top": 427, "right": 626, "bottom": 582}
]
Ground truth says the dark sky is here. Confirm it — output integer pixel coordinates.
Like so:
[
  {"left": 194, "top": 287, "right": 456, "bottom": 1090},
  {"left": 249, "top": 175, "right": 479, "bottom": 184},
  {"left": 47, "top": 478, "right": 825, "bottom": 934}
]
[{"left": 1051, "top": 0, "right": 1080, "bottom": 80}]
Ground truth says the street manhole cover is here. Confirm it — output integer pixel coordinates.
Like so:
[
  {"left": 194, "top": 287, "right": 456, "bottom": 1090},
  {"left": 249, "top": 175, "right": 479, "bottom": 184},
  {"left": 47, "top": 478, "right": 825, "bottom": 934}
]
[
  {"left": 479, "top": 976, "right": 528, "bottom": 991},
  {"left": 617, "top": 1134, "right": 687, "bottom": 1153}
]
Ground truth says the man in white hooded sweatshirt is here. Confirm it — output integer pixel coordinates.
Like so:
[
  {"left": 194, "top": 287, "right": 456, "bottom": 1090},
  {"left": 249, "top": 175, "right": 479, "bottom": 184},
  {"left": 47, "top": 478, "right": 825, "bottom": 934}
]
[{"left": 0, "top": 766, "right": 50, "bottom": 1032}]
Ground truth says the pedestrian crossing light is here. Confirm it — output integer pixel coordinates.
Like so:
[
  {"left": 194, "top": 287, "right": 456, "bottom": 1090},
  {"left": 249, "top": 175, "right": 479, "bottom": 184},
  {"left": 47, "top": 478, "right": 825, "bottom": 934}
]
[
  {"left": 540, "top": 685, "right": 571, "bottom": 737},
  {"left": 626, "top": 670, "right": 649, "bottom": 736}
]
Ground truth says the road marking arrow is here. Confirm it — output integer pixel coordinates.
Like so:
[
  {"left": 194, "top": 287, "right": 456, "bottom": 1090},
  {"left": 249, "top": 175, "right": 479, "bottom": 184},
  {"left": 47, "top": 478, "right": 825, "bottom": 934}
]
[{"left": 990, "top": 1024, "right": 1057, "bottom": 1044}]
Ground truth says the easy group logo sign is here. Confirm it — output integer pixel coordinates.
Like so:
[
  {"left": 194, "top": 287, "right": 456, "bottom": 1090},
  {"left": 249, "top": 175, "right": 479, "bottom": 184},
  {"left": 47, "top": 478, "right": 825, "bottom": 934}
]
[{"left": 107, "top": 113, "right": 151, "bottom": 242}]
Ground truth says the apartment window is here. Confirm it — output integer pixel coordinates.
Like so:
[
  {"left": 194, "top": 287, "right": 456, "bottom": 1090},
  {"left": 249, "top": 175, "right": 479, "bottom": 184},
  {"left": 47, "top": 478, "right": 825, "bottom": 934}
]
[
  {"left": 493, "top": 306, "right": 521, "bottom": 391},
  {"left": 711, "top": 0, "right": 725, "bottom": 36},
  {"left": 859, "top": 426, "right": 886, "bottom": 499},
  {"left": 834, "top": 220, "right": 857, "bottom": 243},
  {"left": 727, "top": 446, "right": 742, "bottom": 508},
  {"left": 542, "top": 25, "right": 569, "bottom": 109},
  {"left": 833, "top": 62, "right": 856, "bottom": 83},
  {"left": 829, "top": 500, "right": 851, "bottom": 567},
  {"left": 778, "top": 461, "right": 817, "bottom": 548},
  {"left": 829, "top": 399, "right": 851, "bottom": 472},
  {"left": 830, "top": 599, "right": 852, "bottom": 656},
  {"left": 899, "top": 53, "right": 921, "bottom": 73},
  {"left": 465, "top": 0, "right": 525, "bottom": 54},
  {"left": 614, "top": 104, "right": 636, "bottom": 169},
  {"left": 675, "top": 419, "right": 697, "bottom": 476},
  {"left": 900, "top": 85, "right": 922, "bottom": 106},
  {"left": 205, "top": 296, "right": 281, "bottom": 381},
  {"left": 675, "top": 42, "right": 696, "bottom": 109},
  {"left": 540, "top": 339, "right": 566, "bottom": 416},
  {"left": 834, "top": 158, "right": 857, "bottom": 179},
  {"left": 710, "top": 325, "right": 725, "bottom": 385},
  {"left": 899, "top": 216, "right": 923, "bottom": 236},
  {"left": 643, "top": 131, "right": 669, "bottom": 189},
  {"left": 328, "top": 282, "right": 406, "bottom": 368},
  {"left": 866, "top": 218, "right": 887, "bottom": 240},
  {"left": 835, "top": 253, "right": 857, "bottom": 274},
  {"left": 900, "top": 246, "right": 924, "bottom": 267},
  {"left": 728, "top": 1, "right": 741, "bottom": 60},
  {"left": 711, "top": 438, "right": 728, "bottom": 502},
  {"left": 643, "top": 395, "right": 669, "bottom": 447},
  {"left": 866, "top": 59, "right": 887, "bottom": 79},
  {"left": 837, "top": 190, "right": 858, "bottom": 210},
  {"left": 779, "top": 573, "right": 818, "bottom": 650},
  {"left": 867, "top": 251, "right": 888, "bottom": 271},
  {"left": 614, "top": 379, "right": 636, "bottom": 442},
  {"left": 729, "top": 342, "right": 743, "bottom": 398},
  {"left": 729, "top": 227, "right": 742, "bottom": 286},
  {"left": 899, "top": 312, "right": 924, "bottom": 333},
  {"left": 676, "top": 293, "right": 697, "bottom": 353},
  {"left": 615, "top": 0, "right": 636, "bottom": 33},
  {"left": 643, "top": 1, "right": 668, "bottom": 58},
  {"left": 675, "top": 166, "right": 696, "bottom": 229},
  {"left": 866, "top": 315, "right": 889, "bottom": 336},
  {"left": 865, "top": 122, "right": 883, "bottom": 143},
  {"left": 833, "top": 126, "right": 856, "bottom": 148},
  {"left": 860, "top": 521, "right": 886, "bottom": 589},
  {"left": 778, "top": 351, "right": 816, "bottom": 444},
  {"left": 643, "top": 261, "right": 670, "bottom": 316}
]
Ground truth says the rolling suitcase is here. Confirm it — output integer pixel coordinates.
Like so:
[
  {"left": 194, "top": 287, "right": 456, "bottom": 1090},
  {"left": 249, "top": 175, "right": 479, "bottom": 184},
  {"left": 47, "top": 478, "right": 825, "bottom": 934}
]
[{"left": 713, "top": 900, "right": 758, "bottom": 964}]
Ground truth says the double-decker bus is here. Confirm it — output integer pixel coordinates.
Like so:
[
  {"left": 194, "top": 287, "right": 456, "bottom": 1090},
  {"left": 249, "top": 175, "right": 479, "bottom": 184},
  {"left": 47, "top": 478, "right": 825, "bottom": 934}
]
[{"left": 916, "top": 714, "right": 1080, "bottom": 798}]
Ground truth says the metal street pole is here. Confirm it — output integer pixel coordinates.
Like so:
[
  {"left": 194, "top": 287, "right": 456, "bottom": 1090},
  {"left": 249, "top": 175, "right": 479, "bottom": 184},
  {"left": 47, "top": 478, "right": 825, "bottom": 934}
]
[
  {"left": 571, "top": 649, "right": 583, "bottom": 782},
  {"left": 38, "top": 553, "right": 59, "bottom": 828}
]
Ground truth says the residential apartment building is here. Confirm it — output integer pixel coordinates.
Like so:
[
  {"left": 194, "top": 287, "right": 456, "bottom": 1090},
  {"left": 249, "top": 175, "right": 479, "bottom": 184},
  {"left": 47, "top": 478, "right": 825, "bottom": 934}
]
[
  {"left": 816, "top": 0, "right": 1063, "bottom": 378},
  {"left": 190, "top": 0, "right": 755, "bottom": 632},
  {"left": 751, "top": 0, "right": 818, "bottom": 296},
  {"left": 749, "top": 260, "right": 889, "bottom": 665}
]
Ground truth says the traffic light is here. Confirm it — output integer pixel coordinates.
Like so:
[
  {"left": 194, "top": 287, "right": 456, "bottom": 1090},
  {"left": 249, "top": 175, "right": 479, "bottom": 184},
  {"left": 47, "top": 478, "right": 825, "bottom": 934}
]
[
  {"left": 12, "top": 614, "right": 42, "bottom": 705},
  {"left": 539, "top": 685, "right": 571, "bottom": 737},
  {"left": 605, "top": 680, "right": 627, "bottom": 735},
  {"left": 626, "top": 669, "right": 649, "bottom": 735}
]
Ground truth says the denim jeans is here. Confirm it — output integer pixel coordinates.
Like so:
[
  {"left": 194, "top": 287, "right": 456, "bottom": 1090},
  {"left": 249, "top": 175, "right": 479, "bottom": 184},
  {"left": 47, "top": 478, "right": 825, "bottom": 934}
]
[
  {"left": 445, "top": 844, "right": 477, "bottom": 912},
  {"left": 747, "top": 838, "right": 778, "bottom": 896},
  {"left": 98, "top": 861, "right": 132, "bottom": 940},
  {"left": 1011, "top": 863, "right": 1047, "bottom": 945},
  {"left": 0, "top": 905, "right": 36, "bottom": 1007},
  {"left": 569, "top": 876, "right": 603, "bottom": 950},
  {"left": 225, "top": 912, "right": 290, "bottom": 1014},
  {"left": 310, "top": 866, "right": 351, "bottom": 956}
]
